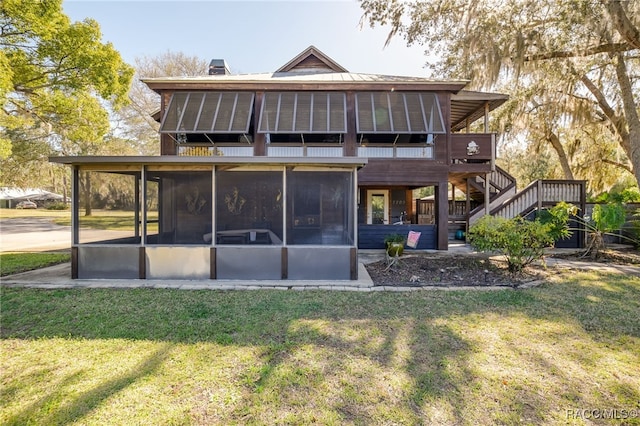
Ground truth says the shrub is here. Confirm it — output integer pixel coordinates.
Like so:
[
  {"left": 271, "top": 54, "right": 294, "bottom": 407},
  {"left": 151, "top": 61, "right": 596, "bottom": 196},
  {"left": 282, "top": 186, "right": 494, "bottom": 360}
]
[
  {"left": 46, "top": 202, "right": 69, "bottom": 210},
  {"left": 536, "top": 201, "right": 577, "bottom": 241},
  {"left": 468, "top": 215, "right": 554, "bottom": 273},
  {"left": 384, "top": 233, "right": 405, "bottom": 257}
]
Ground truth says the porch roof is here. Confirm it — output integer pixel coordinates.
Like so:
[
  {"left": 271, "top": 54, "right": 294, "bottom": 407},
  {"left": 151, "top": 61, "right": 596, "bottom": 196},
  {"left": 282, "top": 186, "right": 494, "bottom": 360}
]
[
  {"left": 450, "top": 91, "right": 509, "bottom": 132},
  {"left": 141, "top": 72, "right": 469, "bottom": 92},
  {"left": 49, "top": 155, "right": 368, "bottom": 168}
]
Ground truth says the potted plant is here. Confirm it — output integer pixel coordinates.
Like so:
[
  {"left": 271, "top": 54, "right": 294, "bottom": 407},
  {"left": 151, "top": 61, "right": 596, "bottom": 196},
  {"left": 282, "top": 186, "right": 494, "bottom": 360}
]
[{"left": 384, "top": 233, "right": 406, "bottom": 257}]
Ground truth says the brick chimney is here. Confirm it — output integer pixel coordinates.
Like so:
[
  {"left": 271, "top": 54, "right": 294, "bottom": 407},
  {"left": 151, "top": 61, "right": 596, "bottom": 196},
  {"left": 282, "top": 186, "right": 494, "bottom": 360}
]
[{"left": 209, "top": 59, "right": 230, "bottom": 75}]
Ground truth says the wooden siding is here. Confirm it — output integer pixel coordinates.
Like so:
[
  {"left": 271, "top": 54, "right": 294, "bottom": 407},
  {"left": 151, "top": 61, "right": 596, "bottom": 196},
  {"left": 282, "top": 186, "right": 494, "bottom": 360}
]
[
  {"left": 437, "top": 92, "right": 451, "bottom": 164},
  {"left": 450, "top": 133, "right": 494, "bottom": 162},
  {"left": 291, "top": 55, "right": 333, "bottom": 70},
  {"left": 358, "top": 159, "right": 448, "bottom": 186},
  {"left": 358, "top": 224, "right": 437, "bottom": 249}
]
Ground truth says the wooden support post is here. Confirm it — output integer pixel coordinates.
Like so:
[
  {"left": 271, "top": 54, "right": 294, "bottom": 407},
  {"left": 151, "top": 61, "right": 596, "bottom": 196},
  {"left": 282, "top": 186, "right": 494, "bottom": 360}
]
[
  {"left": 350, "top": 247, "right": 358, "bottom": 280},
  {"left": 344, "top": 92, "right": 357, "bottom": 156},
  {"left": 466, "top": 179, "right": 471, "bottom": 231},
  {"left": 210, "top": 248, "right": 216, "bottom": 279},
  {"left": 437, "top": 181, "right": 449, "bottom": 250},
  {"left": 485, "top": 173, "right": 491, "bottom": 216},
  {"left": 71, "top": 246, "right": 78, "bottom": 279},
  {"left": 281, "top": 247, "right": 288, "bottom": 279},
  {"left": 537, "top": 180, "right": 543, "bottom": 212},
  {"left": 139, "top": 247, "right": 146, "bottom": 279},
  {"left": 253, "top": 92, "right": 266, "bottom": 156}
]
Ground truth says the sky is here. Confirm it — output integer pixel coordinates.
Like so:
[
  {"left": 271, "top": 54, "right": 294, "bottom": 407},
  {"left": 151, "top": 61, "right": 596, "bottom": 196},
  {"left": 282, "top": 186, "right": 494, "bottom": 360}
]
[{"left": 62, "top": 0, "right": 436, "bottom": 77}]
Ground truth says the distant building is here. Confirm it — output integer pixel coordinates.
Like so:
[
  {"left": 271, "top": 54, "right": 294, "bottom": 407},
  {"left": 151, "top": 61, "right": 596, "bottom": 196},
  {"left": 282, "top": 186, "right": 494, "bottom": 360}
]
[{"left": 0, "top": 187, "right": 64, "bottom": 208}]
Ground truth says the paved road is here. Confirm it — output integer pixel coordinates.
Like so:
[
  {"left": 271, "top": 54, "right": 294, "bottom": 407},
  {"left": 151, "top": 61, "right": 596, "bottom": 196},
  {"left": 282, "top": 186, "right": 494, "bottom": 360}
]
[
  {"left": 0, "top": 217, "right": 71, "bottom": 252},
  {"left": 0, "top": 217, "right": 132, "bottom": 252}
]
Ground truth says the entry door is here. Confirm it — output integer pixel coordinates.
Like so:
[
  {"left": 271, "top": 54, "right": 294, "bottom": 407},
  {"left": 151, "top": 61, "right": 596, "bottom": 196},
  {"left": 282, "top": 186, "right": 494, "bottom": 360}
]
[{"left": 367, "top": 190, "right": 389, "bottom": 224}]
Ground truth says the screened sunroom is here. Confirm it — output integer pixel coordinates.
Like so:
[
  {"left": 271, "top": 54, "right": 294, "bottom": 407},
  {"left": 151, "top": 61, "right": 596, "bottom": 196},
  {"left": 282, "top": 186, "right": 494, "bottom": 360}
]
[{"left": 50, "top": 156, "right": 365, "bottom": 281}]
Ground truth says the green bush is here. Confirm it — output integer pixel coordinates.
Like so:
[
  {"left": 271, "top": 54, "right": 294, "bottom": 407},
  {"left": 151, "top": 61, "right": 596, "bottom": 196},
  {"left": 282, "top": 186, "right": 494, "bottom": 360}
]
[
  {"left": 468, "top": 215, "right": 554, "bottom": 273},
  {"left": 46, "top": 202, "right": 69, "bottom": 210},
  {"left": 536, "top": 201, "right": 577, "bottom": 241},
  {"left": 384, "top": 233, "right": 406, "bottom": 257}
]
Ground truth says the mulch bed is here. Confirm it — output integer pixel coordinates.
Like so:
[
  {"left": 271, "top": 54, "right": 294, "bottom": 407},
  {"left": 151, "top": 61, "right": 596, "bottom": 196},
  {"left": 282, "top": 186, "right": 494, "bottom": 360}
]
[{"left": 364, "top": 248, "right": 640, "bottom": 288}]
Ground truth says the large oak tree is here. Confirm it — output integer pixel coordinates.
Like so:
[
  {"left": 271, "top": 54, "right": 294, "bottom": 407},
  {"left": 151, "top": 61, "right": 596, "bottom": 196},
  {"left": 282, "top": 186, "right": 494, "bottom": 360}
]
[
  {"left": 360, "top": 0, "right": 640, "bottom": 192},
  {"left": 0, "top": 0, "right": 133, "bottom": 188}
]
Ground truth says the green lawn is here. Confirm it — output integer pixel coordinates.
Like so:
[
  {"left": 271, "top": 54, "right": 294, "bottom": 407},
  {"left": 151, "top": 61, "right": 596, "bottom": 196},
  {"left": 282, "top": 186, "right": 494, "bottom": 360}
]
[
  {"left": 0, "top": 208, "right": 158, "bottom": 232},
  {"left": 1, "top": 271, "right": 639, "bottom": 425},
  {"left": 0, "top": 208, "right": 70, "bottom": 219},
  {"left": 0, "top": 252, "right": 70, "bottom": 276}
]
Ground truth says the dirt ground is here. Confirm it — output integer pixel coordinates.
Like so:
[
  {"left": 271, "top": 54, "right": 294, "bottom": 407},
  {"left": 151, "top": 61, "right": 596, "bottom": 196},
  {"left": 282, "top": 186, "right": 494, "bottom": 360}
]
[{"left": 364, "top": 247, "right": 640, "bottom": 287}]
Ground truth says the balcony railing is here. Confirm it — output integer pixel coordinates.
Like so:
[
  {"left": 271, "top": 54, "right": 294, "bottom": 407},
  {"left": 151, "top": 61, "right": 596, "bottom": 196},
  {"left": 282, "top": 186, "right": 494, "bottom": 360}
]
[
  {"left": 177, "top": 145, "right": 253, "bottom": 156},
  {"left": 267, "top": 145, "right": 343, "bottom": 157},
  {"left": 177, "top": 143, "right": 436, "bottom": 159},
  {"left": 357, "top": 145, "right": 434, "bottom": 159}
]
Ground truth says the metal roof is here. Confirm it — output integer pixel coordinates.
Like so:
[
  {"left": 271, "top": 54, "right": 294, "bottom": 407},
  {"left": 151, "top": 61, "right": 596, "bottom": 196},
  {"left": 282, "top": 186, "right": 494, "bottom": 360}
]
[{"left": 141, "top": 71, "right": 469, "bottom": 87}]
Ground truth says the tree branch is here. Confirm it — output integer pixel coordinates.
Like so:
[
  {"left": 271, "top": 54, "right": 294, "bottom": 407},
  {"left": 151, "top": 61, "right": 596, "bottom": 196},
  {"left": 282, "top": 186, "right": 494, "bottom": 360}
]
[
  {"left": 604, "top": 0, "right": 640, "bottom": 49},
  {"left": 545, "top": 130, "right": 575, "bottom": 180},
  {"left": 579, "top": 74, "right": 630, "bottom": 150},
  {"left": 602, "top": 158, "right": 633, "bottom": 174},
  {"left": 523, "top": 42, "right": 634, "bottom": 62}
]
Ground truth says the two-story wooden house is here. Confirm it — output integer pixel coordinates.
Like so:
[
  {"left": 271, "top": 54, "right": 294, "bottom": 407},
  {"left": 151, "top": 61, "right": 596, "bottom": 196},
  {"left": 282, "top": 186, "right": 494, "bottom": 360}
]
[{"left": 51, "top": 46, "right": 534, "bottom": 281}]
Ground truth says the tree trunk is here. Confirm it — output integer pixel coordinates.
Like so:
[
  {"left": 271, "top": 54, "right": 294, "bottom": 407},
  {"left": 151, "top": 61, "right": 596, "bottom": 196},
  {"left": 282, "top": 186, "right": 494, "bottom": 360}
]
[
  {"left": 546, "top": 131, "right": 575, "bottom": 180},
  {"left": 614, "top": 53, "right": 640, "bottom": 188},
  {"left": 63, "top": 174, "right": 68, "bottom": 208},
  {"left": 81, "top": 171, "right": 92, "bottom": 216}
]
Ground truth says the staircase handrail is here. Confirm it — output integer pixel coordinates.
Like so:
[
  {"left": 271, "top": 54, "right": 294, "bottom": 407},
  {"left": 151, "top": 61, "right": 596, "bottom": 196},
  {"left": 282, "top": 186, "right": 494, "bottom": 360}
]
[
  {"left": 468, "top": 166, "right": 517, "bottom": 218},
  {"left": 488, "top": 179, "right": 586, "bottom": 219},
  {"left": 490, "top": 179, "right": 541, "bottom": 218}
]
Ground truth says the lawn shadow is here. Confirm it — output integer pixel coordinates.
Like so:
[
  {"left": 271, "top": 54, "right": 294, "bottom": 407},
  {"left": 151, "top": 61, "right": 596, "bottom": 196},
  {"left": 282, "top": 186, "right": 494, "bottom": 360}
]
[
  {"left": 3, "top": 343, "right": 173, "bottom": 426},
  {"left": 1, "top": 272, "right": 639, "bottom": 423}
]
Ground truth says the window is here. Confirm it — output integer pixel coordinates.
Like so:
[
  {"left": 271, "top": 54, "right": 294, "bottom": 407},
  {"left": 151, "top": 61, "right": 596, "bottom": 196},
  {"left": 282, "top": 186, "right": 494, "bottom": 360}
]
[
  {"left": 355, "top": 92, "right": 446, "bottom": 134},
  {"left": 258, "top": 92, "right": 347, "bottom": 134},
  {"left": 160, "top": 92, "right": 254, "bottom": 134}
]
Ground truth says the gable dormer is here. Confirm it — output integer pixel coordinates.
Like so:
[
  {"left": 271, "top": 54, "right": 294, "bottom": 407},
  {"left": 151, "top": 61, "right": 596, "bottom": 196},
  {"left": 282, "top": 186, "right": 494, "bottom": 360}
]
[{"left": 275, "top": 45, "right": 348, "bottom": 73}]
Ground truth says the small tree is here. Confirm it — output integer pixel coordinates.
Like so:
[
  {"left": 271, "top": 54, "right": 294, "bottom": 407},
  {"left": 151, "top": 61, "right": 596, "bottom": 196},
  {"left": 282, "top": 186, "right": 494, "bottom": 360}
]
[
  {"left": 468, "top": 216, "right": 554, "bottom": 274},
  {"left": 582, "top": 203, "right": 627, "bottom": 259}
]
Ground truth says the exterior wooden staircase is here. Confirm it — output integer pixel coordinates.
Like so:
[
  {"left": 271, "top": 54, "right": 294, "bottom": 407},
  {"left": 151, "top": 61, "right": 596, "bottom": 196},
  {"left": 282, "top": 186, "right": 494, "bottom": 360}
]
[{"left": 463, "top": 167, "right": 586, "bottom": 225}]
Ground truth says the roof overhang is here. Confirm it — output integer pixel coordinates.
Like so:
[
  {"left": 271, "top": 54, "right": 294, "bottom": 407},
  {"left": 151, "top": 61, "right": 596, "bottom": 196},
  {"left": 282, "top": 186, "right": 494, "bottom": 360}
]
[
  {"left": 50, "top": 155, "right": 368, "bottom": 168},
  {"left": 141, "top": 74, "right": 470, "bottom": 94},
  {"left": 451, "top": 91, "right": 509, "bottom": 132}
]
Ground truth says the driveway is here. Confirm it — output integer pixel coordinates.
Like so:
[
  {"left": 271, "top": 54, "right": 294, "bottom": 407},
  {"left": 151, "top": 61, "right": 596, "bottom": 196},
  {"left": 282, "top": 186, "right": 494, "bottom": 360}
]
[
  {"left": 1, "top": 217, "right": 71, "bottom": 252},
  {"left": 0, "top": 217, "right": 133, "bottom": 252}
]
